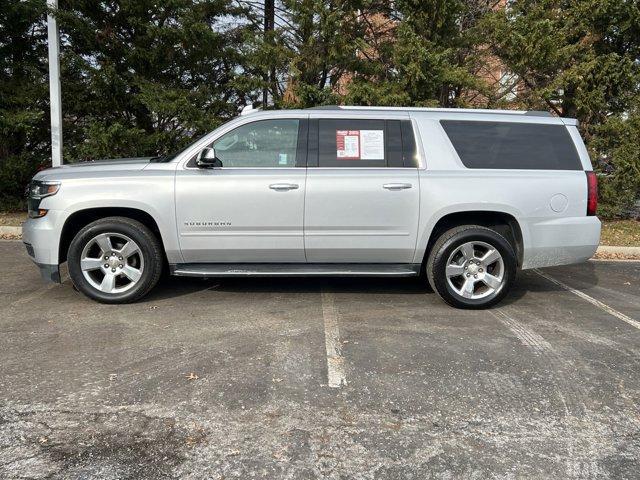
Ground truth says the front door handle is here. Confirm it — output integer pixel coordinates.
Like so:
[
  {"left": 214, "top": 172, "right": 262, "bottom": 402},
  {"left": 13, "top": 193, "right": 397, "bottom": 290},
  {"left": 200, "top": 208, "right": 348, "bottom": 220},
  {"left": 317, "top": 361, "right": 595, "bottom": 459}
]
[
  {"left": 269, "top": 183, "right": 299, "bottom": 191},
  {"left": 383, "top": 183, "right": 412, "bottom": 190}
]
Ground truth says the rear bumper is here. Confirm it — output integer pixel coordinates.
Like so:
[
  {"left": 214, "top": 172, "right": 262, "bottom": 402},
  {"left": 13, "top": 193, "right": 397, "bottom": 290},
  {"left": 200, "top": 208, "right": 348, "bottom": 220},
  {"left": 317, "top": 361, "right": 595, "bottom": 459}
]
[{"left": 522, "top": 216, "right": 601, "bottom": 269}]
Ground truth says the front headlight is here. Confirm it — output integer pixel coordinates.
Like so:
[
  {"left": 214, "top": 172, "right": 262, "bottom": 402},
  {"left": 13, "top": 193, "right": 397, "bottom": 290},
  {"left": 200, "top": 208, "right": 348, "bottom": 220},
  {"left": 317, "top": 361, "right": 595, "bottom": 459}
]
[
  {"left": 29, "top": 180, "right": 60, "bottom": 198},
  {"left": 28, "top": 180, "right": 61, "bottom": 218}
]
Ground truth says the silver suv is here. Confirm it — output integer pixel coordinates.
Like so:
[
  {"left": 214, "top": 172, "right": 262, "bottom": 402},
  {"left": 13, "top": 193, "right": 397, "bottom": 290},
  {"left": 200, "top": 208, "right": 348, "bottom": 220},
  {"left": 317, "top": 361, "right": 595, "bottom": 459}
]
[{"left": 23, "top": 106, "right": 601, "bottom": 308}]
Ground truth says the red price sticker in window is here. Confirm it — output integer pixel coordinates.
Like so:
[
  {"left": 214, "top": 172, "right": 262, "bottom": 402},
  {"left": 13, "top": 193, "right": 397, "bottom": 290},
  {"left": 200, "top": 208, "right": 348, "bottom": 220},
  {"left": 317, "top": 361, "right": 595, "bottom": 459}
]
[{"left": 336, "top": 130, "right": 360, "bottom": 159}]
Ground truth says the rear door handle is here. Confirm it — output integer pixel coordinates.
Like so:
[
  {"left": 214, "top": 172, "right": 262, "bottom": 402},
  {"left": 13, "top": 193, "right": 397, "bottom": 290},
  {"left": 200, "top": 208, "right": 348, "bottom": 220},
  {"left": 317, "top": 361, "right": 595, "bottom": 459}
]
[
  {"left": 383, "top": 183, "right": 412, "bottom": 190},
  {"left": 269, "top": 183, "right": 299, "bottom": 191}
]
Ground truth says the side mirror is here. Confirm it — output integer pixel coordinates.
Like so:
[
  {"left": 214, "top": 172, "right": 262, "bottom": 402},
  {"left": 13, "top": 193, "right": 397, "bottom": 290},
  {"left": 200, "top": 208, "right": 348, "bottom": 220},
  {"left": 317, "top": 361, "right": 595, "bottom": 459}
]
[{"left": 196, "top": 147, "right": 222, "bottom": 168}]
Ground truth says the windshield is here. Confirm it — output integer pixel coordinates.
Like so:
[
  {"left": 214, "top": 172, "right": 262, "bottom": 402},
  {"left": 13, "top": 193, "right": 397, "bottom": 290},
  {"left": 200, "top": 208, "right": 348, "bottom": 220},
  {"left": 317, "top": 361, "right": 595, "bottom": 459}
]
[{"left": 149, "top": 132, "right": 210, "bottom": 163}]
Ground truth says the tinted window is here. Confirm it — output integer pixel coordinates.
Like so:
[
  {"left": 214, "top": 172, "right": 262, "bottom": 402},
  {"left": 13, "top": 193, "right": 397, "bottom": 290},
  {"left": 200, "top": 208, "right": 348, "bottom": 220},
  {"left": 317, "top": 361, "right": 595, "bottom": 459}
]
[
  {"left": 387, "top": 120, "right": 403, "bottom": 167},
  {"left": 401, "top": 120, "right": 418, "bottom": 167},
  {"left": 440, "top": 120, "right": 581, "bottom": 170},
  {"left": 318, "top": 119, "right": 389, "bottom": 167},
  {"left": 211, "top": 119, "right": 299, "bottom": 167}
]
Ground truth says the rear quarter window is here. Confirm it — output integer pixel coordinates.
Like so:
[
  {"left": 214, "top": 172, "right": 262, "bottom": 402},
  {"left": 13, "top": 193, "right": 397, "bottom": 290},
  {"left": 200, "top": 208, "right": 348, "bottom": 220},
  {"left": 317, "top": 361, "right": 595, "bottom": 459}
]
[{"left": 440, "top": 120, "right": 582, "bottom": 170}]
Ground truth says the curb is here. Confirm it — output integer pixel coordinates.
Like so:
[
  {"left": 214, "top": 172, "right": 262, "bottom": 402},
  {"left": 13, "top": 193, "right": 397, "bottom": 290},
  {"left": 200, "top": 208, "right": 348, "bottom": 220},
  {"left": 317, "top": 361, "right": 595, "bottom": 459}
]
[
  {"left": 0, "top": 226, "right": 22, "bottom": 235},
  {"left": 596, "top": 245, "right": 640, "bottom": 256}
]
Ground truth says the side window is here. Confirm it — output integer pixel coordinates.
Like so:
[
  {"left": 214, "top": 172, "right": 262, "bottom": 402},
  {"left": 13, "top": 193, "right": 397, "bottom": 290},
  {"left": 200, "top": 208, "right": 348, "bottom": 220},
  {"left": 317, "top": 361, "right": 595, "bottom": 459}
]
[
  {"left": 318, "top": 119, "right": 389, "bottom": 167},
  {"left": 212, "top": 119, "right": 300, "bottom": 168},
  {"left": 440, "top": 120, "right": 582, "bottom": 170},
  {"left": 401, "top": 120, "right": 419, "bottom": 168}
]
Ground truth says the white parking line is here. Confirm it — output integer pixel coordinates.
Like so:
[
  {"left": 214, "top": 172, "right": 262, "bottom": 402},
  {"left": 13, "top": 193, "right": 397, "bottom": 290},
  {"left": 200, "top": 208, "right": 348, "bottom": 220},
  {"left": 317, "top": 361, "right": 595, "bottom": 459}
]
[
  {"left": 533, "top": 269, "right": 640, "bottom": 331},
  {"left": 321, "top": 290, "right": 347, "bottom": 388}
]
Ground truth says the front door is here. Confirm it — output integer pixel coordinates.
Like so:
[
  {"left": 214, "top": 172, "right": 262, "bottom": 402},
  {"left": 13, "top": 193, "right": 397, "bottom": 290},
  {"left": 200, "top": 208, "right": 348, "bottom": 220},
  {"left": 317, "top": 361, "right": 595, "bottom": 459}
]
[
  {"left": 304, "top": 117, "right": 420, "bottom": 263},
  {"left": 175, "top": 118, "right": 307, "bottom": 263}
]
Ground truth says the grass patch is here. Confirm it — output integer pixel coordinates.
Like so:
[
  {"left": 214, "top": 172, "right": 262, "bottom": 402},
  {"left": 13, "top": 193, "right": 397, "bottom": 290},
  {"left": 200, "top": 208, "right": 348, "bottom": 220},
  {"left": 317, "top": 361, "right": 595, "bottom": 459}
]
[{"left": 601, "top": 220, "right": 640, "bottom": 247}]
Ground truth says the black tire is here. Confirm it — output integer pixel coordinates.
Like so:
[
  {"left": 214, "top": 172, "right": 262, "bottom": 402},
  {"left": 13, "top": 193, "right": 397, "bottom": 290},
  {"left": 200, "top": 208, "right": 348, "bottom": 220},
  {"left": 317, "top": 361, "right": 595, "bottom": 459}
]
[
  {"left": 67, "top": 217, "right": 163, "bottom": 303},
  {"left": 426, "top": 225, "right": 517, "bottom": 309}
]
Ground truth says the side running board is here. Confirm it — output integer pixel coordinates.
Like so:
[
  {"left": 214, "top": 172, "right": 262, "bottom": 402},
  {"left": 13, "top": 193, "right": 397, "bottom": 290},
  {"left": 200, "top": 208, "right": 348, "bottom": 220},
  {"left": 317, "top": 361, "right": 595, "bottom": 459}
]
[{"left": 170, "top": 263, "right": 421, "bottom": 278}]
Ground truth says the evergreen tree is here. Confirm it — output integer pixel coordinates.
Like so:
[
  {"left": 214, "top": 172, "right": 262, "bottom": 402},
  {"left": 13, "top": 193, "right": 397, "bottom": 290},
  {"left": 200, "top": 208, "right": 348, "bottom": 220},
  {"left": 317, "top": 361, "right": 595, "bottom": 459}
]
[
  {"left": 0, "top": 0, "right": 49, "bottom": 209},
  {"left": 1, "top": 0, "right": 638, "bottom": 217},
  {"left": 344, "top": 0, "right": 494, "bottom": 107},
  {"left": 238, "top": 0, "right": 365, "bottom": 108},
  {"left": 56, "top": 0, "right": 251, "bottom": 161},
  {"left": 481, "top": 0, "right": 640, "bottom": 216}
]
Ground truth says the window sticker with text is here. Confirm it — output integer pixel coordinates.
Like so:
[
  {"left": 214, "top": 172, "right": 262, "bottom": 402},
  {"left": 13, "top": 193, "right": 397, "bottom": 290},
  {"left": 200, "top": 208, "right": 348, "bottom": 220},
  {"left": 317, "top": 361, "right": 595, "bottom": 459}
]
[
  {"left": 360, "top": 130, "right": 384, "bottom": 159},
  {"left": 336, "top": 130, "right": 360, "bottom": 159},
  {"left": 336, "top": 129, "right": 384, "bottom": 160}
]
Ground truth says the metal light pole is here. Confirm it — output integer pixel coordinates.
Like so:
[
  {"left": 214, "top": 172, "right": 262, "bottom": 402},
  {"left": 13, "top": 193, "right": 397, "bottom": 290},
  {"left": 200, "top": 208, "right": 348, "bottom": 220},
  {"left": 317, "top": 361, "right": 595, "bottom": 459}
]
[
  {"left": 47, "top": 0, "right": 63, "bottom": 167},
  {"left": 262, "top": 0, "right": 274, "bottom": 108}
]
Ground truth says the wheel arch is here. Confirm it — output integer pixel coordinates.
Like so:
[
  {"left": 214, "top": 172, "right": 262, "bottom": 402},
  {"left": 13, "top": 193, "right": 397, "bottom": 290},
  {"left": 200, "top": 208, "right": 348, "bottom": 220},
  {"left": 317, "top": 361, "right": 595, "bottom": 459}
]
[
  {"left": 59, "top": 207, "right": 166, "bottom": 264},
  {"left": 421, "top": 210, "right": 524, "bottom": 268}
]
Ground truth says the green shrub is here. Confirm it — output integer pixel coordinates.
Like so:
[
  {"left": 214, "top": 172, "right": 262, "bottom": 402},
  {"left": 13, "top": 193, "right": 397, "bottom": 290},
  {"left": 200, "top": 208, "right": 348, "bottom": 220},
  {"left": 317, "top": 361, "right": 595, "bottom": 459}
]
[{"left": 0, "top": 154, "right": 44, "bottom": 212}]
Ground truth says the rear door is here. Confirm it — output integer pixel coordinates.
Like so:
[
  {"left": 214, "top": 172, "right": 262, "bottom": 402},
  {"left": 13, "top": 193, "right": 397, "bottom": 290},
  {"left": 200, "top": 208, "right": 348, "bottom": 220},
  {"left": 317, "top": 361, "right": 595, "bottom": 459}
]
[{"left": 304, "top": 116, "right": 420, "bottom": 263}]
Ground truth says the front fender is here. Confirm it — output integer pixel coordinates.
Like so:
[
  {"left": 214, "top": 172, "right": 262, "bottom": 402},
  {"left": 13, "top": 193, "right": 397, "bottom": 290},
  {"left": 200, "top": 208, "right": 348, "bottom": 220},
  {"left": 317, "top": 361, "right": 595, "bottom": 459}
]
[{"left": 38, "top": 176, "right": 179, "bottom": 265}]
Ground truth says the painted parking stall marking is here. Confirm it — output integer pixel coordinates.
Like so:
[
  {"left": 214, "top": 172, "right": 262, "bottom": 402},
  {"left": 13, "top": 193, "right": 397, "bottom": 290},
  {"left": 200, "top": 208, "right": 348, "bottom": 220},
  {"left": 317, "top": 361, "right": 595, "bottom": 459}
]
[
  {"left": 321, "top": 290, "right": 347, "bottom": 388},
  {"left": 534, "top": 268, "right": 640, "bottom": 330}
]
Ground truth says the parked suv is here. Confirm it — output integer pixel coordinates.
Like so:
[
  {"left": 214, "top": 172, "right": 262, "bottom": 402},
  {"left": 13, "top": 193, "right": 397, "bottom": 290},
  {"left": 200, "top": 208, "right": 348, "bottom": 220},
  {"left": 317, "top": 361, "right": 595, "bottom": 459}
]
[{"left": 23, "top": 106, "right": 600, "bottom": 308}]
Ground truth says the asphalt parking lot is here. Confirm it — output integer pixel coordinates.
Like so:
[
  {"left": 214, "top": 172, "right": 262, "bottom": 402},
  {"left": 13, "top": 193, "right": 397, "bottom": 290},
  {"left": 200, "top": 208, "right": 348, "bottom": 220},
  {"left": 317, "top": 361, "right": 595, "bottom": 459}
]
[{"left": 1, "top": 239, "right": 639, "bottom": 479}]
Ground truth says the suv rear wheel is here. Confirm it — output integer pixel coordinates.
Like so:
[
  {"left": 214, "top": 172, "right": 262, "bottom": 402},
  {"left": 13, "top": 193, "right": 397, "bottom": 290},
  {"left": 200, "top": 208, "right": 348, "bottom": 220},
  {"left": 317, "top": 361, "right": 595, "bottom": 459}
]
[
  {"left": 426, "top": 225, "right": 517, "bottom": 309},
  {"left": 68, "top": 217, "right": 163, "bottom": 303}
]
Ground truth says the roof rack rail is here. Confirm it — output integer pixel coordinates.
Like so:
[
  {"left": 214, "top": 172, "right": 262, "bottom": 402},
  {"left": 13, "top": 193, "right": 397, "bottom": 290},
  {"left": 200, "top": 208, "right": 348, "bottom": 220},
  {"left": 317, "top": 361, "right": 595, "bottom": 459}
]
[
  {"left": 524, "top": 111, "right": 553, "bottom": 117},
  {"left": 306, "top": 105, "right": 341, "bottom": 110},
  {"left": 303, "top": 105, "right": 556, "bottom": 117}
]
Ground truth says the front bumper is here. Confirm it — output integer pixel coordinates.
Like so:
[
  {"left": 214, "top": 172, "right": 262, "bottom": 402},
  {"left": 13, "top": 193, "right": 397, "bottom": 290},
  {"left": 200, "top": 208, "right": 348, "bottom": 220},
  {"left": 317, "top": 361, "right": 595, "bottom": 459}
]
[
  {"left": 22, "top": 211, "right": 63, "bottom": 283},
  {"left": 29, "top": 259, "right": 61, "bottom": 283}
]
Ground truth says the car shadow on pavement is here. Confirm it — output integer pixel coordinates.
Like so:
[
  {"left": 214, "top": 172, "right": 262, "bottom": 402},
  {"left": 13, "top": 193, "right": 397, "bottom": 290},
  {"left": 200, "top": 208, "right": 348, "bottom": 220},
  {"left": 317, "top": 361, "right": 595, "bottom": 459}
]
[
  {"left": 141, "top": 261, "right": 600, "bottom": 307},
  {"left": 143, "top": 275, "right": 432, "bottom": 303}
]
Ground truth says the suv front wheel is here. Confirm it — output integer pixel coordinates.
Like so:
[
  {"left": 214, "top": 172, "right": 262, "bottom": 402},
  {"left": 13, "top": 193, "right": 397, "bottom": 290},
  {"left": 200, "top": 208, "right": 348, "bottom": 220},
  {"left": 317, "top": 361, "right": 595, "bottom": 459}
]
[
  {"left": 68, "top": 217, "right": 163, "bottom": 303},
  {"left": 426, "top": 225, "right": 517, "bottom": 309}
]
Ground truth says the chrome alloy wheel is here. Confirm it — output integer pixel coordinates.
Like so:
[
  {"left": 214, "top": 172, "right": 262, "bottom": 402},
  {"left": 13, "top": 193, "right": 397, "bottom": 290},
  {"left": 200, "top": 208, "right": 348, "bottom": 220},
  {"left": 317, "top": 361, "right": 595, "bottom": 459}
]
[
  {"left": 80, "top": 233, "right": 144, "bottom": 294},
  {"left": 445, "top": 241, "right": 505, "bottom": 300}
]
